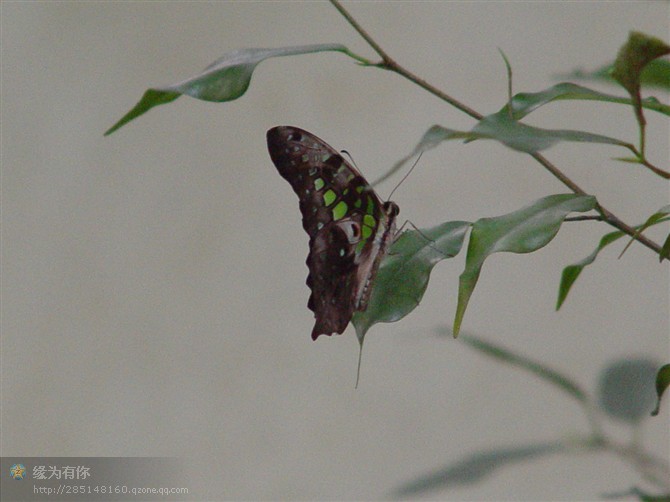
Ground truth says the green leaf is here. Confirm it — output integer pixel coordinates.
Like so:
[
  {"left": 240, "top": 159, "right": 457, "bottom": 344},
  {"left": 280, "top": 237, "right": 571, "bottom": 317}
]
[
  {"left": 388, "top": 112, "right": 632, "bottom": 166},
  {"left": 619, "top": 205, "right": 670, "bottom": 258},
  {"left": 460, "top": 334, "right": 588, "bottom": 403},
  {"left": 104, "top": 44, "right": 348, "bottom": 135},
  {"left": 631, "top": 487, "right": 670, "bottom": 502},
  {"left": 371, "top": 125, "right": 470, "bottom": 186},
  {"left": 373, "top": 81, "right": 669, "bottom": 188},
  {"left": 454, "top": 194, "right": 596, "bottom": 337},
  {"left": 660, "top": 233, "right": 670, "bottom": 263},
  {"left": 557, "top": 213, "right": 670, "bottom": 309},
  {"left": 651, "top": 363, "right": 670, "bottom": 416},
  {"left": 563, "top": 59, "right": 670, "bottom": 90},
  {"left": 508, "top": 82, "right": 670, "bottom": 120},
  {"left": 556, "top": 230, "right": 625, "bottom": 310},
  {"left": 611, "top": 32, "right": 670, "bottom": 98},
  {"left": 470, "top": 110, "right": 632, "bottom": 154},
  {"left": 352, "top": 221, "right": 470, "bottom": 341}
]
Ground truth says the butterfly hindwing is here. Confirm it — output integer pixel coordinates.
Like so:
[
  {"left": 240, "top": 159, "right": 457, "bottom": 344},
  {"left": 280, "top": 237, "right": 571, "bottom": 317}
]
[{"left": 267, "top": 126, "right": 398, "bottom": 340}]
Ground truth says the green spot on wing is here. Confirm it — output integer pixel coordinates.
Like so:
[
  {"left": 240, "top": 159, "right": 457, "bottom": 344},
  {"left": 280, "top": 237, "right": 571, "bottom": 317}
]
[
  {"left": 314, "top": 178, "right": 325, "bottom": 190},
  {"left": 364, "top": 214, "right": 376, "bottom": 228},
  {"left": 366, "top": 197, "right": 374, "bottom": 214},
  {"left": 323, "top": 189, "right": 336, "bottom": 206},
  {"left": 333, "top": 201, "right": 348, "bottom": 220},
  {"left": 355, "top": 240, "right": 365, "bottom": 254},
  {"left": 362, "top": 225, "right": 372, "bottom": 239},
  {"left": 354, "top": 199, "right": 362, "bottom": 209}
]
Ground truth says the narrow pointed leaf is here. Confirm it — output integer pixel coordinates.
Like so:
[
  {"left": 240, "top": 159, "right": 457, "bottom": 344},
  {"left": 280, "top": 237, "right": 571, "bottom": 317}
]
[
  {"left": 374, "top": 80, "right": 670, "bottom": 187},
  {"left": 454, "top": 194, "right": 596, "bottom": 337},
  {"left": 470, "top": 110, "right": 632, "bottom": 153},
  {"left": 461, "top": 334, "right": 588, "bottom": 403},
  {"left": 393, "top": 441, "right": 563, "bottom": 497},
  {"left": 558, "top": 213, "right": 670, "bottom": 309},
  {"left": 660, "top": 233, "right": 670, "bottom": 263},
  {"left": 352, "top": 221, "right": 470, "bottom": 341},
  {"left": 105, "top": 44, "right": 347, "bottom": 135},
  {"left": 619, "top": 205, "right": 670, "bottom": 258},
  {"left": 508, "top": 82, "right": 670, "bottom": 119},
  {"left": 390, "top": 112, "right": 632, "bottom": 169},
  {"left": 651, "top": 363, "right": 670, "bottom": 416},
  {"left": 556, "top": 230, "right": 626, "bottom": 310},
  {"left": 371, "top": 125, "right": 471, "bottom": 186}
]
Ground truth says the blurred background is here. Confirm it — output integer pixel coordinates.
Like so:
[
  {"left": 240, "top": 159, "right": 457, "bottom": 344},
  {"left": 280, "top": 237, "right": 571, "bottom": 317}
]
[{"left": 2, "top": 2, "right": 668, "bottom": 500}]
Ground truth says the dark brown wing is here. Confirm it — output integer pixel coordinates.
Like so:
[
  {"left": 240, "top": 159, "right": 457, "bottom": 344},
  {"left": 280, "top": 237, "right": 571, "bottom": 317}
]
[{"left": 267, "top": 126, "right": 387, "bottom": 339}]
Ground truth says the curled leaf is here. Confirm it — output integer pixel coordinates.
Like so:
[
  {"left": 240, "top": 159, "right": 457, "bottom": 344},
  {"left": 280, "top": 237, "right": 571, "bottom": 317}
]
[{"left": 611, "top": 32, "right": 670, "bottom": 98}]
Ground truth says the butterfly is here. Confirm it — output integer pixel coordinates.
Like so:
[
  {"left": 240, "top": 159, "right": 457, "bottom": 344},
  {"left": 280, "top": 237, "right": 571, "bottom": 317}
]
[{"left": 267, "top": 126, "right": 399, "bottom": 340}]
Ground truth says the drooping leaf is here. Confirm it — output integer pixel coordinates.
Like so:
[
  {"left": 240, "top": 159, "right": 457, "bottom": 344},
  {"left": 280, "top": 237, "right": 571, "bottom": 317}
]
[
  {"left": 562, "top": 59, "right": 670, "bottom": 90},
  {"left": 597, "top": 358, "right": 659, "bottom": 424},
  {"left": 619, "top": 205, "right": 670, "bottom": 258},
  {"left": 453, "top": 194, "right": 596, "bottom": 337},
  {"left": 557, "top": 213, "right": 670, "bottom": 309},
  {"left": 460, "top": 334, "right": 588, "bottom": 403},
  {"left": 352, "top": 221, "right": 470, "bottom": 341},
  {"left": 556, "top": 230, "right": 626, "bottom": 310},
  {"left": 651, "top": 363, "right": 670, "bottom": 416},
  {"left": 105, "top": 44, "right": 348, "bottom": 135}
]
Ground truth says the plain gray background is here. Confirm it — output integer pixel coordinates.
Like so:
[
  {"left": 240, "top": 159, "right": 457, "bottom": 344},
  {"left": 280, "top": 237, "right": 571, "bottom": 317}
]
[{"left": 2, "top": 2, "right": 668, "bottom": 500}]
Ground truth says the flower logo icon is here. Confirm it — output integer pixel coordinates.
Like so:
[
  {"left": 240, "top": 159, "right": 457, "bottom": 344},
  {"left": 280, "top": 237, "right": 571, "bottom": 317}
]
[{"left": 10, "top": 464, "right": 26, "bottom": 480}]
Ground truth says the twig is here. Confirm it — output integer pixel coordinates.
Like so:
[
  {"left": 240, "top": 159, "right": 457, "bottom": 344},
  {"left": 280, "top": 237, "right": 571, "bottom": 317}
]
[{"left": 329, "top": 0, "right": 665, "bottom": 258}]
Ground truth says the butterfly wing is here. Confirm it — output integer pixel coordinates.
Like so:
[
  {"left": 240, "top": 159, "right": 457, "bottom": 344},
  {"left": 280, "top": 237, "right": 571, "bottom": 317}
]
[{"left": 267, "top": 126, "right": 397, "bottom": 340}]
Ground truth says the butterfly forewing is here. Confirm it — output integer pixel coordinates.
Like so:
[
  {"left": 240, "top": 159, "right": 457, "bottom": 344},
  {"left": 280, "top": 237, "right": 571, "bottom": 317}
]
[{"left": 267, "top": 126, "right": 398, "bottom": 340}]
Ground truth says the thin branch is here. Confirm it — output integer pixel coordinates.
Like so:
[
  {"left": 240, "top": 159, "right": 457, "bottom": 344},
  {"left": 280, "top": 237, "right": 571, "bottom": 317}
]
[
  {"left": 639, "top": 157, "right": 670, "bottom": 179},
  {"left": 329, "top": 0, "right": 392, "bottom": 63},
  {"left": 329, "top": 0, "right": 665, "bottom": 258},
  {"left": 329, "top": 0, "right": 481, "bottom": 120}
]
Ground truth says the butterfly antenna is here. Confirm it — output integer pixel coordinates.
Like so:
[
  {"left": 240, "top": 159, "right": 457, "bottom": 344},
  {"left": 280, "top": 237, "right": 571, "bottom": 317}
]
[{"left": 387, "top": 151, "right": 423, "bottom": 201}]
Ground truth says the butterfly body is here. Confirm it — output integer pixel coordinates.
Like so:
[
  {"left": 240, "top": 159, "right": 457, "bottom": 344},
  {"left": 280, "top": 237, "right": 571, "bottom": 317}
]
[{"left": 267, "top": 126, "right": 398, "bottom": 340}]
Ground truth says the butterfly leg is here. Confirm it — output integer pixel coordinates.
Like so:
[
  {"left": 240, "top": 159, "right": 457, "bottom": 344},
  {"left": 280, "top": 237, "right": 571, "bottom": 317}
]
[{"left": 391, "top": 219, "right": 448, "bottom": 258}]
